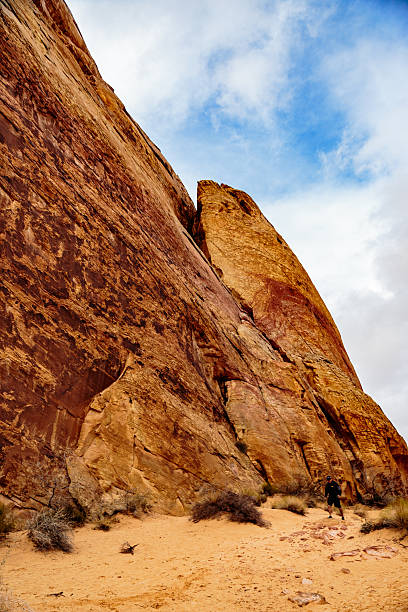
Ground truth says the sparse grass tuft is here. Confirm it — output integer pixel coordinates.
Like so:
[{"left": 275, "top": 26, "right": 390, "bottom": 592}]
[
  {"left": 267, "top": 474, "right": 325, "bottom": 507},
  {"left": 0, "top": 590, "right": 10, "bottom": 611},
  {"left": 270, "top": 495, "right": 307, "bottom": 515},
  {"left": 191, "top": 490, "right": 268, "bottom": 527},
  {"left": 241, "top": 489, "right": 267, "bottom": 507},
  {"left": 26, "top": 508, "right": 73, "bottom": 552},
  {"left": 0, "top": 504, "right": 15, "bottom": 537},
  {"left": 387, "top": 497, "right": 408, "bottom": 530},
  {"left": 360, "top": 498, "right": 408, "bottom": 533}
]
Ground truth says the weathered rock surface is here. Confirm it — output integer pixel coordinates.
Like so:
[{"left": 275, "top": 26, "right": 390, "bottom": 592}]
[
  {"left": 195, "top": 181, "right": 408, "bottom": 495},
  {"left": 0, "top": 0, "right": 407, "bottom": 515}
]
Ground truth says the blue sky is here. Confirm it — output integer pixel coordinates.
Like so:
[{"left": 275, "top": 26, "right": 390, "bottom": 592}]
[{"left": 67, "top": 0, "right": 408, "bottom": 441}]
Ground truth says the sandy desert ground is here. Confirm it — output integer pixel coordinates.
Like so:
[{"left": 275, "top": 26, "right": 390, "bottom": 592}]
[{"left": 1, "top": 506, "right": 408, "bottom": 611}]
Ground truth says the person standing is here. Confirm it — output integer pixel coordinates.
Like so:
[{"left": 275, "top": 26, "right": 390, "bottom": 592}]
[{"left": 325, "top": 475, "right": 344, "bottom": 520}]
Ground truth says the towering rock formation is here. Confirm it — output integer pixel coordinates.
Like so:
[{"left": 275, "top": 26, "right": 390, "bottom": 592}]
[
  {"left": 0, "top": 0, "right": 407, "bottom": 514},
  {"left": 195, "top": 182, "right": 408, "bottom": 498}
]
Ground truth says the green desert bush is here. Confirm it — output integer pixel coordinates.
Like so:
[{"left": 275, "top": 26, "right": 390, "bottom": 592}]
[
  {"left": 271, "top": 495, "right": 307, "bottom": 516},
  {"left": 26, "top": 508, "right": 73, "bottom": 552},
  {"left": 191, "top": 490, "right": 268, "bottom": 527},
  {"left": 255, "top": 492, "right": 268, "bottom": 506},
  {"left": 361, "top": 498, "right": 408, "bottom": 533},
  {"left": 0, "top": 504, "right": 15, "bottom": 537}
]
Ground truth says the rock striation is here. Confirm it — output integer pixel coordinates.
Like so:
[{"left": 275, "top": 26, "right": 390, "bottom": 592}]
[{"left": 0, "top": 0, "right": 407, "bottom": 515}]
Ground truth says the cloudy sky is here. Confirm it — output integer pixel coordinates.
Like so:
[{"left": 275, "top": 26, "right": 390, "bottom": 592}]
[{"left": 67, "top": 0, "right": 408, "bottom": 442}]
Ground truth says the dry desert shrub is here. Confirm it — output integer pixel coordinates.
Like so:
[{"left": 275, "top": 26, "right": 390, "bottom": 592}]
[
  {"left": 191, "top": 490, "right": 268, "bottom": 527},
  {"left": 0, "top": 590, "right": 35, "bottom": 612},
  {"left": 0, "top": 504, "right": 15, "bottom": 538},
  {"left": 267, "top": 474, "right": 325, "bottom": 507},
  {"left": 26, "top": 508, "right": 73, "bottom": 552},
  {"left": 59, "top": 503, "right": 87, "bottom": 527},
  {"left": 93, "top": 517, "right": 113, "bottom": 531},
  {"left": 270, "top": 495, "right": 307, "bottom": 515},
  {"left": 120, "top": 541, "right": 138, "bottom": 555},
  {"left": 388, "top": 497, "right": 408, "bottom": 530},
  {"left": 360, "top": 519, "right": 393, "bottom": 534},
  {"left": 360, "top": 473, "right": 407, "bottom": 507},
  {"left": 240, "top": 488, "right": 267, "bottom": 507},
  {"left": 124, "top": 493, "right": 152, "bottom": 518},
  {"left": 361, "top": 498, "right": 408, "bottom": 533}
]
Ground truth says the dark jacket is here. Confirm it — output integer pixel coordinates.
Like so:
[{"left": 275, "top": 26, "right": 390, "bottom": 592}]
[{"left": 325, "top": 480, "right": 341, "bottom": 498}]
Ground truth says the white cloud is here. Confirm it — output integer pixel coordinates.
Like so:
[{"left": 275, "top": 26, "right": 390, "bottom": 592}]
[
  {"left": 320, "top": 38, "right": 408, "bottom": 441},
  {"left": 68, "top": 0, "right": 318, "bottom": 130},
  {"left": 269, "top": 33, "right": 408, "bottom": 440},
  {"left": 267, "top": 182, "right": 388, "bottom": 306},
  {"left": 268, "top": 177, "right": 408, "bottom": 441},
  {"left": 321, "top": 38, "right": 408, "bottom": 177}
]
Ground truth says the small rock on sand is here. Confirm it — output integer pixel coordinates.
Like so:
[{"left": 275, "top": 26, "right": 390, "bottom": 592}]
[
  {"left": 363, "top": 546, "right": 397, "bottom": 559},
  {"left": 330, "top": 549, "right": 360, "bottom": 561},
  {"left": 288, "top": 591, "right": 327, "bottom": 607}
]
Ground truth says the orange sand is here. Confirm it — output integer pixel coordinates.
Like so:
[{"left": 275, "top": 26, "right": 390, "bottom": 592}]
[{"left": 1, "top": 508, "right": 408, "bottom": 611}]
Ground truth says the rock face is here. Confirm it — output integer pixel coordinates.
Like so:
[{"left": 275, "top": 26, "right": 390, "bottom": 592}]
[
  {"left": 0, "top": 0, "right": 407, "bottom": 515},
  {"left": 195, "top": 182, "right": 408, "bottom": 497}
]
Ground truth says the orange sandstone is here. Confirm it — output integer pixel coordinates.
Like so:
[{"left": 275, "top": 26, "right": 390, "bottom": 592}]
[{"left": 0, "top": 0, "right": 406, "bottom": 516}]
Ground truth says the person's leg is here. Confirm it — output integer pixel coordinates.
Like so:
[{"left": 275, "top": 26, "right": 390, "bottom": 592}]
[
  {"left": 327, "top": 503, "right": 333, "bottom": 518},
  {"left": 334, "top": 498, "right": 344, "bottom": 519}
]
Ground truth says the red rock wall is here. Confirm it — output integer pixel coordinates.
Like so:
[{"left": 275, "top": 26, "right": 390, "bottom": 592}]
[{"left": 0, "top": 0, "right": 407, "bottom": 514}]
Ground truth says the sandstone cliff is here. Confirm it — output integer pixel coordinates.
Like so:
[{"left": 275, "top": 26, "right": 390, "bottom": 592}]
[{"left": 0, "top": 0, "right": 407, "bottom": 515}]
